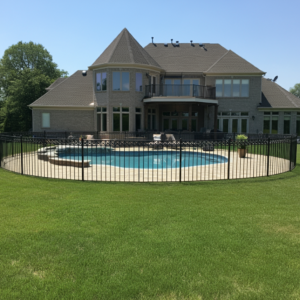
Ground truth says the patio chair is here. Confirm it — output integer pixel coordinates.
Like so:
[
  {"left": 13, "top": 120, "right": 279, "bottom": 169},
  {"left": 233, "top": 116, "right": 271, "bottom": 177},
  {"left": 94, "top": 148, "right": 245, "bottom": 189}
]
[
  {"left": 86, "top": 135, "right": 94, "bottom": 140},
  {"left": 148, "top": 134, "right": 163, "bottom": 149},
  {"left": 165, "top": 134, "right": 178, "bottom": 149}
]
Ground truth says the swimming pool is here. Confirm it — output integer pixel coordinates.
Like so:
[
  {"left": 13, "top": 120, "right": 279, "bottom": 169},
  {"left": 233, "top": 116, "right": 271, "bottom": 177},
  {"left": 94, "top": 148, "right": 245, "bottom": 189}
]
[{"left": 57, "top": 148, "right": 228, "bottom": 169}]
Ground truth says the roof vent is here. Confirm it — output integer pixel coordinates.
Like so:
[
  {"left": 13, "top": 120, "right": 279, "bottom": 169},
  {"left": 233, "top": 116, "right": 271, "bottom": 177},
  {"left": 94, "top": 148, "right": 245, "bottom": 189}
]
[
  {"left": 176, "top": 41, "right": 179, "bottom": 47},
  {"left": 273, "top": 76, "right": 278, "bottom": 82},
  {"left": 164, "top": 43, "right": 168, "bottom": 47},
  {"left": 151, "top": 37, "right": 156, "bottom": 47},
  {"left": 267, "top": 78, "right": 272, "bottom": 81},
  {"left": 199, "top": 44, "right": 207, "bottom": 51},
  {"left": 190, "top": 40, "right": 194, "bottom": 47},
  {"left": 82, "top": 71, "right": 87, "bottom": 76}
]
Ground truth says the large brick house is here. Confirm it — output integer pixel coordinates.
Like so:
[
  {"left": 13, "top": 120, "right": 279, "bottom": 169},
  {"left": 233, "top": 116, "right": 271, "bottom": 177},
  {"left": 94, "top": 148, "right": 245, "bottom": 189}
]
[{"left": 29, "top": 28, "right": 300, "bottom": 135}]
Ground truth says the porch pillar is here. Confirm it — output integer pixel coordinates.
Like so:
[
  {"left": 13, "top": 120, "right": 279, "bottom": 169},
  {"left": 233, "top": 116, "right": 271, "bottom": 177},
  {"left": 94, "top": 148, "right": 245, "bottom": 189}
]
[
  {"left": 214, "top": 104, "right": 218, "bottom": 139},
  {"left": 188, "top": 104, "right": 192, "bottom": 131},
  {"left": 144, "top": 103, "right": 148, "bottom": 130}
]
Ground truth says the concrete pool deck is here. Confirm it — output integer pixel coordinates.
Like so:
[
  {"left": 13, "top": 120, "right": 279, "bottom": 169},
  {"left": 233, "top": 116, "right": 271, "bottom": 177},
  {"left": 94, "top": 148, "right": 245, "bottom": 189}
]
[{"left": 1, "top": 147, "right": 291, "bottom": 182}]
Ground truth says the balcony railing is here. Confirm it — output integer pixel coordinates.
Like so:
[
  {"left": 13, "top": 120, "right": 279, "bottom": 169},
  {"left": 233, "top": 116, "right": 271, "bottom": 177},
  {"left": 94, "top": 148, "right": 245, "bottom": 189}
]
[{"left": 145, "top": 84, "right": 216, "bottom": 99}]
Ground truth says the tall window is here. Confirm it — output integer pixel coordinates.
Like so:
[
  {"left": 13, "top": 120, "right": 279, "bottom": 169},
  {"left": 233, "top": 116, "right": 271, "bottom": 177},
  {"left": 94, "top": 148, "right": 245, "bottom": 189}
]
[
  {"left": 42, "top": 113, "right": 50, "bottom": 128},
  {"left": 224, "top": 79, "right": 232, "bottom": 97},
  {"left": 284, "top": 112, "right": 291, "bottom": 134},
  {"left": 215, "top": 79, "right": 249, "bottom": 97},
  {"left": 263, "top": 112, "right": 278, "bottom": 134},
  {"left": 97, "top": 107, "right": 107, "bottom": 131},
  {"left": 183, "top": 79, "right": 200, "bottom": 96},
  {"left": 113, "top": 72, "right": 130, "bottom": 91},
  {"left": 148, "top": 109, "right": 156, "bottom": 130},
  {"left": 165, "top": 79, "right": 181, "bottom": 96},
  {"left": 136, "top": 73, "right": 142, "bottom": 92},
  {"left": 113, "top": 107, "right": 129, "bottom": 132},
  {"left": 297, "top": 113, "right": 300, "bottom": 136},
  {"left": 135, "top": 108, "right": 142, "bottom": 131},
  {"left": 96, "top": 72, "right": 107, "bottom": 91},
  {"left": 218, "top": 112, "right": 248, "bottom": 133},
  {"left": 216, "top": 80, "right": 223, "bottom": 97}
]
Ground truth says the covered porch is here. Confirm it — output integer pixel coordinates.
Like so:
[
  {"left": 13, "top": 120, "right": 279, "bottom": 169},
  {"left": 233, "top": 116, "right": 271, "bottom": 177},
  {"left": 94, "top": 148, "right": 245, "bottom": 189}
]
[{"left": 143, "top": 98, "right": 219, "bottom": 132}]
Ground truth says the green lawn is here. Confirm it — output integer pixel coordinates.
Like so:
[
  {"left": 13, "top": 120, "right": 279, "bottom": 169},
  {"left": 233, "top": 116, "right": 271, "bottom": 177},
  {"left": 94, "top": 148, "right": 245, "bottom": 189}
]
[{"left": 0, "top": 147, "right": 299, "bottom": 299}]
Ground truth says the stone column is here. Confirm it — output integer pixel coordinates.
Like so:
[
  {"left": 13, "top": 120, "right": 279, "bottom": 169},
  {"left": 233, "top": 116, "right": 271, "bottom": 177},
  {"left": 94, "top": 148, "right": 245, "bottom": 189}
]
[{"left": 188, "top": 104, "right": 192, "bottom": 131}]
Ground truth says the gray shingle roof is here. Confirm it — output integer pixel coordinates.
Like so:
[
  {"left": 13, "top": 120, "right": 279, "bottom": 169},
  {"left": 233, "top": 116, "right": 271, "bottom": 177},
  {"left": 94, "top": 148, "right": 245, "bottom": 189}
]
[
  {"left": 45, "top": 77, "right": 67, "bottom": 91},
  {"left": 205, "top": 50, "right": 264, "bottom": 74},
  {"left": 261, "top": 78, "right": 300, "bottom": 109},
  {"left": 144, "top": 43, "right": 264, "bottom": 74},
  {"left": 29, "top": 71, "right": 94, "bottom": 107},
  {"left": 90, "top": 28, "right": 162, "bottom": 69}
]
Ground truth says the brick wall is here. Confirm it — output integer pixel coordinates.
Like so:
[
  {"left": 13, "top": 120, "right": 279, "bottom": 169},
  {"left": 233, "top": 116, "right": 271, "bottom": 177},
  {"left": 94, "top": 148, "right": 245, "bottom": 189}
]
[
  {"left": 205, "top": 75, "right": 263, "bottom": 133},
  {"left": 32, "top": 109, "right": 95, "bottom": 132}
]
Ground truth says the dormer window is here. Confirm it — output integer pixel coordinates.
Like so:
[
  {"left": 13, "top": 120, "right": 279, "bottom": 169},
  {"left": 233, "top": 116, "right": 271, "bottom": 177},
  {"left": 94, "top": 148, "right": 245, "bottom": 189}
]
[{"left": 96, "top": 72, "right": 107, "bottom": 91}]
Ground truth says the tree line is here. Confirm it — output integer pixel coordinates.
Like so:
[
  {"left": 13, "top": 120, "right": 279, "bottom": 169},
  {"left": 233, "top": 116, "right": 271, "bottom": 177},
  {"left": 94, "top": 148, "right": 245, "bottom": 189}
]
[{"left": 0, "top": 42, "right": 67, "bottom": 132}]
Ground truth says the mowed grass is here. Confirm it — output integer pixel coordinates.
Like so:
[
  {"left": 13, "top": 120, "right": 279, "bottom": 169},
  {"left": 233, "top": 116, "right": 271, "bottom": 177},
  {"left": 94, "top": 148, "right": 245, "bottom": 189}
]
[{"left": 0, "top": 148, "right": 300, "bottom": 300}]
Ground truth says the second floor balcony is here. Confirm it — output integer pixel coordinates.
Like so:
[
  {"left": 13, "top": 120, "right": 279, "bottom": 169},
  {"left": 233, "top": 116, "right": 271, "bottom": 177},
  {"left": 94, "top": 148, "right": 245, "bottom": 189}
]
[{"left": 145, "top": 84, "right": 216, "bottom": 100}]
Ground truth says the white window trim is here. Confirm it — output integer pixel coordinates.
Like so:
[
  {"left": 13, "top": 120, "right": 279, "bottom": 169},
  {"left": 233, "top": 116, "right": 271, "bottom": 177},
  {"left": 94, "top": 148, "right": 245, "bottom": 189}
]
[
  {"left": 96, "top": 107, "right": 107, "bottom": 132},
  {"left": 215, "top": 79, "right": 249, "bottom": 98},
  {"left": 218, "top": 112, "right": 249, "bottom": 133},
  {"left": 42, "top": 113, "right": 50, "bottom": 128},
  {"left": 136, "top": 72, "right": 143, "bottom": 92},
  {"left": 112, "top": 107, "right": 130, "bottom": 132},
  {"left": 112, "top": 71, "right": 130, "bottom": 91},
  {"left": 95, "top": 72, "right": 107, "bottom": 92},
  {"left": 263, "top": 112, "right": 279, "bottom": 134}
]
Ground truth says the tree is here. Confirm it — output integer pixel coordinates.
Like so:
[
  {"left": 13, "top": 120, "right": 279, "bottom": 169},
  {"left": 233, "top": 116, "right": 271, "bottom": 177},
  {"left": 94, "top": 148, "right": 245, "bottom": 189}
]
[
  {"left": 0, "top": 41, "right": 67, "bottom": 131},
  {"left": 289, "top": 83, "right": 300, "bottom": 98}
]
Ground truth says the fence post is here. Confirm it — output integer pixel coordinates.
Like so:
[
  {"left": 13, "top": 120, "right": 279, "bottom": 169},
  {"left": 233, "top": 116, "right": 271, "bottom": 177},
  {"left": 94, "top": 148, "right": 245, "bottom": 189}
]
[
  {"left": 227, "top": 138, "right": 231, "bottom": 179},
  {"left": 20, "top": 135, "right": 23, "bottom": 175},
  {"left": 12, "top": 136, "right": 14, "bottom": 157},
  {"left": 267, "top": 137, "right": 270, "bottom": 176},
  {"left": 81, "top": 138, "right": 84, "bottom": 181},
  {"left": 289, "top": 136, "right": 293, "bottom": 171},
  {"left": 179, "top": 138, "right": 182, "bottom": 182}
]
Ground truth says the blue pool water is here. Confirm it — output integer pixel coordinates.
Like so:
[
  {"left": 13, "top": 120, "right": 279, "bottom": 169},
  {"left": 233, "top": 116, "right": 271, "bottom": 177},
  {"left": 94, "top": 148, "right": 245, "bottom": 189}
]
[{"left": 57, "top": 148, "right": 228, "bottom": 169}]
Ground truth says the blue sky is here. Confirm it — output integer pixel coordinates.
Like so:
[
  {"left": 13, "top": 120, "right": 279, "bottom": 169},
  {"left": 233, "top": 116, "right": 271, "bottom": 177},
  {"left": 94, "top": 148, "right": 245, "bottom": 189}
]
[{"left": 0, "top": 0, "right": 299, "bottom": 91}]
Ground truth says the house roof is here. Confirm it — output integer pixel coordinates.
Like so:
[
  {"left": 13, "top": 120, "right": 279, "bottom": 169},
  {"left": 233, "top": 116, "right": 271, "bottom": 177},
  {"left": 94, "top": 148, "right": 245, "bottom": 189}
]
[
  {"left": 29, "top": 71, "right": 94, "bottom": 107},
  {"left": 90, "top": 28, "right": 162, "bottom": 70},
  {"left": 144, "top": 43, "right": 264, "bottom": 74},
  {"left": 45, "top": 77, "right": 67, "bottom": 91},
  {"left": 205, "top": 50, "right": 264, "bottom": 74},
  {"left": 260, "top": 78, "right": 300, "bottom": 109}
]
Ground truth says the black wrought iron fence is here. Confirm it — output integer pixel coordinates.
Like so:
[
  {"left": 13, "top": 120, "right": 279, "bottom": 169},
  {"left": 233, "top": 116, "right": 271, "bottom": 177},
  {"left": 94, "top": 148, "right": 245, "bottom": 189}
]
[{"left": 0, "top": 134, "right": 297, "bottom": 182}]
